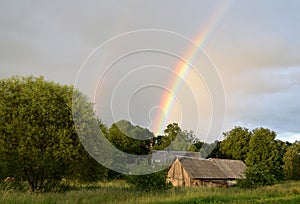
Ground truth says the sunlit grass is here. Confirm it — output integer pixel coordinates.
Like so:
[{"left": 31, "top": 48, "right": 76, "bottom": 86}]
[{"left": 0, "top": 180, "right": 300, "bottom": 203}]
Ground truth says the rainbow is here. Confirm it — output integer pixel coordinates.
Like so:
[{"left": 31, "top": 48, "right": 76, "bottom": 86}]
[{"left": 151, "top": 1, "right": 234, "bottom": 136}]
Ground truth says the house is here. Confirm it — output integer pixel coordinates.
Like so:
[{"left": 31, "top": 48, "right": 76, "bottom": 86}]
[{"left": 167, "top": 157, "right": 246, "bottom": 187}]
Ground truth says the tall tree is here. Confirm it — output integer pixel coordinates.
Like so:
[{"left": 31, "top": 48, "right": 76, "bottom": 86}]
[
  {"left": 153, "top": 123, "right": 194, "bottom": 151},
  {"left": 189, "top": 141, "right": 204, "bottom": 152},
  {"left": 245, "top": 128, "right": 283, "bottom": 184},
  {"left": 107, "top": 120, "right": 153, "bottom": 155},
  {"left": 206, "top": 141, "right": 227, "bottom": 159},
  {"left": 220, "top": 126, "right": 251, "bottom": 161},
  {"left": 69, "top": 119, "right": 109, "bottom": 183},
  {"left": 283, "top": 141, "right": 300, "bottom": 180},
  {"left": 0, "top": 76, "right": 105, "bottom": 191},
  {"left": 106, "top": 120, "right": 154, "bottom": 178}
]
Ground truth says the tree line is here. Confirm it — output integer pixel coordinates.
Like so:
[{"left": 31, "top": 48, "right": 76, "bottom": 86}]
[
  {"left": 0, "top": 76, "right": 299, "bottom": 191},
  {"left": 210, "top": 127, "right": 300, "bottom": 187}
]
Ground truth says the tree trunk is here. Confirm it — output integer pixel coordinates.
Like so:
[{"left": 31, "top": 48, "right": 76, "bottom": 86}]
[{"left": 24, "top": 168, "right": 36, "bottom": 192}]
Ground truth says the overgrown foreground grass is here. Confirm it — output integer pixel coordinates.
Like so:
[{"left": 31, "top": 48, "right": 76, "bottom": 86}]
[{"left": 1, "top": 180, "right": 300, "bottom": 204}]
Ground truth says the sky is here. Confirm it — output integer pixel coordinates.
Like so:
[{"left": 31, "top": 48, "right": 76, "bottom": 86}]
[{"left": 1, "top": 0, "right": 300, "bottom": 143}]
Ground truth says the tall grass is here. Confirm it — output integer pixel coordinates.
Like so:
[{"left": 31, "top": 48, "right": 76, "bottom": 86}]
[{"left": 1, "top": 180, "right": 300, "bottom": 204}]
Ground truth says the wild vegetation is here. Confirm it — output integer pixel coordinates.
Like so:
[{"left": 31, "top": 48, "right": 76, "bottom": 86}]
[
  {"left": 0, "top": 180, "right": 300, "bottom": 203},
  {"left": 0, "top": 76, "right": 300, "bottom": 201}
]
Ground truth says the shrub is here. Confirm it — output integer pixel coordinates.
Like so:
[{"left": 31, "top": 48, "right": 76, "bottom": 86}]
[
  {"left": 238, "top": 164, "right": 278, "bottom": 188},
  {"left": 126, "top": 170, "right": 171, "bottom": 191}
]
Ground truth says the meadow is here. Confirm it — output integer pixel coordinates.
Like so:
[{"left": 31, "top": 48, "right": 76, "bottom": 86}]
[{"left": 1, "top": 180, "right": 300, "bottom": 204}]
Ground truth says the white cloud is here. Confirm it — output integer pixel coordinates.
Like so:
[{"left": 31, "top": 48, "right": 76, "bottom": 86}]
[{"left": 277, "top": 132, "right": 300, "bottom": 143}]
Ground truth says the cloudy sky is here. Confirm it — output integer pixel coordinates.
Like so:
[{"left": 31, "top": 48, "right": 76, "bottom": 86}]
[{"left": 1, "top": 0, "right": 300, "bottom": 142}]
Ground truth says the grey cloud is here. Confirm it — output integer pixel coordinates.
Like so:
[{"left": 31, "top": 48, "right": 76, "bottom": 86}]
[
  {"left": 1, "top": 0, "right": 300, "bottom": 141},
  {"left": 222, "top": 65, "right": 300, "bottom": 137}
]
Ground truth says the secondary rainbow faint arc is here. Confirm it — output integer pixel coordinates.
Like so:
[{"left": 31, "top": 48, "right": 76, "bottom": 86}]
[{"left": 151, "top": 1, "right": 233, "bottom": 136}]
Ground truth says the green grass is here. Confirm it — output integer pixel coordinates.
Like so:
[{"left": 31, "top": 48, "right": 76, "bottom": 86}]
[{"left": 1, "top": 180, "right": 300, "bottom": 204}]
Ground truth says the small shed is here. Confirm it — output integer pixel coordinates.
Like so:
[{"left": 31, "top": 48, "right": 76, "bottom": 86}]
[{"left": 167, "top": 157, "right": 246, "bottom": 187}]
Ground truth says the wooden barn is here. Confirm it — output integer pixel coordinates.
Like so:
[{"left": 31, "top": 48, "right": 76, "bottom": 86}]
[{"left": 167, "top": 157, "right": 246, "bottom": 187}]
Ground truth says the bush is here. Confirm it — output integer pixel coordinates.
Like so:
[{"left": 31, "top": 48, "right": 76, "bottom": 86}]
[
  {"left": 238, "top": 164, "right": 278, "bottom": 188},
  {"left": 126, "top": 170, "right": 171, "bottom": 191},
  {"left": 0, "top": 180, "right": 28, "bottom": 192}
]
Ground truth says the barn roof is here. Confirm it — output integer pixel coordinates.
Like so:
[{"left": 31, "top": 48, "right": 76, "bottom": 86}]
[
  {"left": 176, "top": 157, "right": 246, "bottom": 180},
  {"left": 178, "top": 157, "right": 227, "bottom": 179},
  {"left": 210, "top": 159, "right": 246, "bottom": 179}
]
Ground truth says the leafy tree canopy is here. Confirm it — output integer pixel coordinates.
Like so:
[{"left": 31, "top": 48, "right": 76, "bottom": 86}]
[
  {"left": 107, "top": 120, "right": 153, "bottom": 155},
  {"left": 153, "top": 123, "right": 194, "bottom": 151},
  {"left": 220, "top": 126, "right": 251, "bottom": 161},
  {"left": 283, "top": 141, "right": 300, "bottom": 180},
  {"left": 0, "top": 76, "right": 107, "bottom": 191},
  {"left": 243, "top": 128, "right": 284, "bottom": 186}
]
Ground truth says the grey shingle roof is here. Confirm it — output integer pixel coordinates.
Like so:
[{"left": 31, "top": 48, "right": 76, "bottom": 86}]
[
  {"left": 178, "top": 157, "right": 226, "bottom": 179},
  {"left": 177, "top": 157, "right": 246, "bottom": 180},
  {"left": 210, "top": 158, "right": 246, "bottom": 179}
]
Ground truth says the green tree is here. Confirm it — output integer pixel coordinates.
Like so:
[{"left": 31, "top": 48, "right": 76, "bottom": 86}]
[
  {"left": 153, "top": 123, "right": 194, "bottom": 151},
  {"left": 107, "top": 121, "right": 153, "bottom": 155},
  {"left": 70, "top": 120, "right": 109, "bottom": 183},
  {"left": 0, "top": 76, "right": 105, "bottom": 191},
  {"left": 220, "top": 126, "right": 251, "bottom": 161},
  {"left": 206, "top": 141, "right": 227, "bottom": 159},
  {"left": 189, "top": 141, "right": 204, "bottom": 152},
  {"left": 238, "top": 164, "right": 278, "bottom": 188},
  {"left": 274, "top": 139, "right": 288, "bottom": 167},
  {"left": 283, "top": 141, "right": 300, "bottom": 180},
  {"left": 244, "top": 128, "right": 283, "bottom": 186},
  {"left": 106, "top": 120, "right": 154, "bottom": 179},
  {"left": 153, "top": 123, "right": 180, "bottom": 150},
  {"left": 113, "top": 120, "right": 154, "bottom": 140}
]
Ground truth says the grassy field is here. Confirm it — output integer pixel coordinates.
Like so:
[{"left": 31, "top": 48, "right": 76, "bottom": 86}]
[{"left": 1, "top": 180, "right": 300, "bottom": 204}]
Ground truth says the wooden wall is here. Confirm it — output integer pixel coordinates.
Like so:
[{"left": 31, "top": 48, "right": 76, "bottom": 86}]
[{"left": 167, "top": 159, "right": 191, "bottom": 187}]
